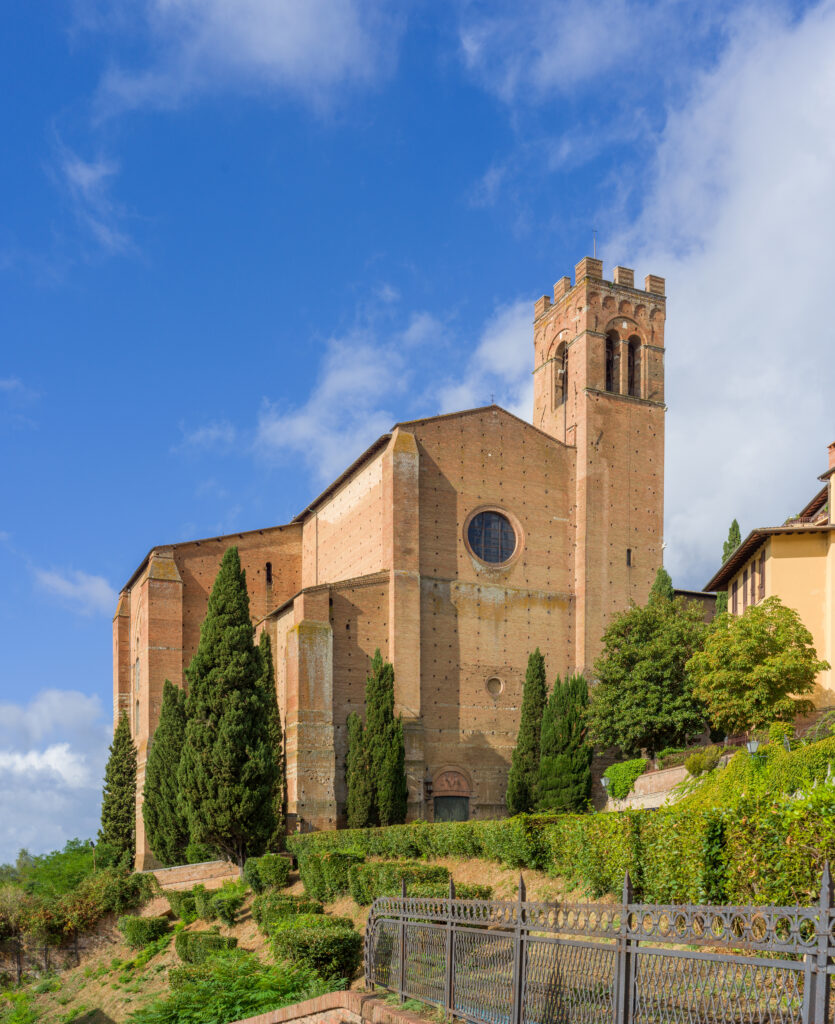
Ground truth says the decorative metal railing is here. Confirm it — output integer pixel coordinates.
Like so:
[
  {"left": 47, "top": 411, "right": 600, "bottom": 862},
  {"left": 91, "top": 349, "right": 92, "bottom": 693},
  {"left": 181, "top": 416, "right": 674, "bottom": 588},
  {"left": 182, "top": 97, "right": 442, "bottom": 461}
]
[{"left": 364, "top": 866, "right": 835, "bottom": 1024}]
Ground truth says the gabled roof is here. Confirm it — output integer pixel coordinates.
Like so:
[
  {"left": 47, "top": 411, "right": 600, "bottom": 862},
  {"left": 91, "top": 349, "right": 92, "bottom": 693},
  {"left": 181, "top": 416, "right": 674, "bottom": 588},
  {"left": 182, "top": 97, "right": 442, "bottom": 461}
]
[
  {"left": 291, "top": 404, "right": 571, "bottom": 524},
  {"left": 122, "top": 404, "right": 570, "bottom": 591},
  {"left": 703, "top": 523, "right": 835, "bottom": 592}
]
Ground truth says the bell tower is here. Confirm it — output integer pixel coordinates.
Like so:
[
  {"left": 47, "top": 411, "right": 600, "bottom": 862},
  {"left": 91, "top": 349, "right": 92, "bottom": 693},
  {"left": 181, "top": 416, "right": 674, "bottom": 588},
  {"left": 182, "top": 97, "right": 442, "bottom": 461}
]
[{"left": 533, "top": 256, "right": 667, "bottom": 672}]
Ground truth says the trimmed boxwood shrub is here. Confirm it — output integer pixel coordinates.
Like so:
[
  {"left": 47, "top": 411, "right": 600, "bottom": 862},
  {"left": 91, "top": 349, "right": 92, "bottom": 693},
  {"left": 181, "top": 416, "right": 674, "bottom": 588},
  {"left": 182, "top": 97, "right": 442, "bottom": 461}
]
[
  {"left": 245, "top": 853, "right": 292, "bottom": 893},
  {"left": 252, "top": 893, "right": 324, "bottom": 934},
  {"left": 192, "top": 885, "right": 216, "bottom": 922},
  {"left": 347, "top": 861, "right": 450, "bottom": 905},
  {"left": 259, "top": 853, "right": 292, "bottom": 889},
  {"left": 408, "top": 882, "right": 493, "bottom": 900},
  {"left": 164, "top": 888, "right": 198, "bottom": 922},
  {"left": 175, "top": 929, "right": 239, "bottom": 964},
  {"left": 243, "top": 858, "right": 264, "bottom": 894},
  {"left": 211, "top": 881, "right": 247, "bottom": 927},
  {"left": 117, "top": 915, "right": 168, "bottom": 949},
  {"left": 271, "top": 916, "right": 361, "bottom": 980},
  {"left": 298, "top": 850, "right": 364, "bottom": 901}
]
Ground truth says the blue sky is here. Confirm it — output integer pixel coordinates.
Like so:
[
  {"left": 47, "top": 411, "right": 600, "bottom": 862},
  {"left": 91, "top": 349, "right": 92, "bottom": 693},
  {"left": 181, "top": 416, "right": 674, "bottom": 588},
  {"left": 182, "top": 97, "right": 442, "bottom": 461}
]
[{"left": 1, "top": 0, "right": 833, "bottom": 860}]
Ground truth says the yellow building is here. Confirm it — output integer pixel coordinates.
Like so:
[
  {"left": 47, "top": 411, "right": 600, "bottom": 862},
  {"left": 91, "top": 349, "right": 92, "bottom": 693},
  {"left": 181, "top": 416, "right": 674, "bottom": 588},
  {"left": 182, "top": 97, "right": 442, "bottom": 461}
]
[{"left": 704, "top": 443, "right": 835, "bottom": 703}]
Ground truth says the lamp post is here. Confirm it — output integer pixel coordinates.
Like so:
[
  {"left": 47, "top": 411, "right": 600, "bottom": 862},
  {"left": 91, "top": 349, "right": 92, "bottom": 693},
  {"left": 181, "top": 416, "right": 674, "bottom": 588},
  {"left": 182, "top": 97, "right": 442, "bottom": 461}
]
[{"left": 746, "top": 738, "right": 765, "bottom": 767}]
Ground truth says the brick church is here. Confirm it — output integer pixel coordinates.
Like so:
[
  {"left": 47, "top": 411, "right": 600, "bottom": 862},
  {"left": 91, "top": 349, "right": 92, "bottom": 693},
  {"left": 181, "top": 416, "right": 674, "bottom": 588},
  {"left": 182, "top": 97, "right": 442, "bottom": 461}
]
[{"left": 114, "top": 256, "right": 667, "bottom": 869}]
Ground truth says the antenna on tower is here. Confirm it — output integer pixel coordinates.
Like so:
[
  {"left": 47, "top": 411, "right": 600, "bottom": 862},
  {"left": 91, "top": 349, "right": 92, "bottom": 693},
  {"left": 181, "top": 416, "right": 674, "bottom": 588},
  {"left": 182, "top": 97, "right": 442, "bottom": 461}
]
[{"left": 592, "top": 229, "right": 597, "bottom": 258}]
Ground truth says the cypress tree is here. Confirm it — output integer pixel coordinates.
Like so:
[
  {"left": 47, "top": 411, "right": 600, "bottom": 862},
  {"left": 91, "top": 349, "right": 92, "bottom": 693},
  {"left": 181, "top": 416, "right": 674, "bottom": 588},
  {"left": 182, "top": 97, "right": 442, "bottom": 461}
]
[
  {"left": 99, "top": 711, "right": 137, "bottom": 870},
  {"left": 258, "top": 632, "right": 286, "bottom": 852},
  {"left": 506, "top": 648, "right": 548, "bottom": 815},
  {"left": 345, "top": 712, "right": 373, "bottom": 828},
  {"left": 363, "top": 650, "right": 408, "bottom": 826},
  {"left": 715, "top": 519, "right": 742, "bottom": 614},
  {"left": 142, "top": 680, "right": 188, "bottom": 866},
  {"left": 177, "top": 546, "right": 276, "bottom": 868},
  {"left": 537, "top": 674, "right": 593, "bottom": 813},
  {"left": 723, "top": 519, "right": 742, "bottom": 562},
  {"left": 649, "top": 566, "right": 675, "bottom": 603}
]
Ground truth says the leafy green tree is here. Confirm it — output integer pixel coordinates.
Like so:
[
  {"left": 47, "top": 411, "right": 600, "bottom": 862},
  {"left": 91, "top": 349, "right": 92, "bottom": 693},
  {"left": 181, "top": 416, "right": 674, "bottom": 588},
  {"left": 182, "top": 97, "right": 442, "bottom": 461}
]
[
  {"left": 506, "top": 649, "right": 548, "bottom": 814},
  {"left": 11, "top": 839, "right": 95, "bottom": 895},
  {"left": 587, "top": 574, "right": 708, "bottom": 757},
  {"left": 688, "top": 596, "right": 829, "bottom": 736},
  {"left": 345, "top": 712, "right": 373, "bottom": 828},
  {"left": 99, "top": 711, "right": 137, "bottom": 869},
  {"left": 143, "top": 680, "right": 189, "bottom": 866},
  {"left": 537, "top": 674, "right": 593, "bottom": 812},
  {"left": 177, "top": 547, "right": 277, "bottom": 868},
  {"left": 258, "top": 632, "right": 287, "bottom": 852},
  {"left": 715, "top": 519, "right": 742, "bottom": 614},
  {"left": 363, "top": 650, "right": 408, "bottom": 826}
]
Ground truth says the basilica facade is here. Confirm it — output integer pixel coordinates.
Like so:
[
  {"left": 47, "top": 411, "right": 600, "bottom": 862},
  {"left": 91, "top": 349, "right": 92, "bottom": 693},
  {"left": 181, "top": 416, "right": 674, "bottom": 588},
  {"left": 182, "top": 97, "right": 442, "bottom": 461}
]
[{"left": 114, "top": 256, "right": 667, "bottom": 869}]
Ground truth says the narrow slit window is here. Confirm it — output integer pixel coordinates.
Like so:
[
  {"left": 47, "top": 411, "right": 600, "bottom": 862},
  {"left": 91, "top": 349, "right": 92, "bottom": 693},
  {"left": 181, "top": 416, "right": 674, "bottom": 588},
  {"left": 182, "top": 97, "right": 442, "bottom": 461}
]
[
  {"left": 265, "top": 561, "right": 273, "bottom": 585},
  {"left": 626, "top": 548, "right": 632, "bottom": 567}
]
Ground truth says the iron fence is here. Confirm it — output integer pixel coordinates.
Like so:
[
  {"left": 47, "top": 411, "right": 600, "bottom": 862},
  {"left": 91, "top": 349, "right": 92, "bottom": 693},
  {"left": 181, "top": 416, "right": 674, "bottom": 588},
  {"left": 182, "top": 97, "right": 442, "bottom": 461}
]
[{"left": 364, "top": 866, "right": 835, "bottom": 1024}]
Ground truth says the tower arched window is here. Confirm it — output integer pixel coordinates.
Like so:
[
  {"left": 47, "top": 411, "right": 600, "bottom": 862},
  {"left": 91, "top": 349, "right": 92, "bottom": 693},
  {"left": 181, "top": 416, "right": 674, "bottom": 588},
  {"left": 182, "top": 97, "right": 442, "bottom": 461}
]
[
  {"left": 627, "top": 335, "right": 641, "bottom": 397},
  {"left": 555, "top": 343, "right": 567, "bottom": 406},
  {"left": 605, "top": 332, "right": 619, "bottom": 393}
]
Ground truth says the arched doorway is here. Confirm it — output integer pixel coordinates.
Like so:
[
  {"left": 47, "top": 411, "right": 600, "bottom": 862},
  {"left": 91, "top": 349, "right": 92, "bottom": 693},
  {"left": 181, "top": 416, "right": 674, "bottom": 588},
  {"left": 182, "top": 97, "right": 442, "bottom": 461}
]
[{"left": 432, "top": 769, "right": 471, "bottom": 822}]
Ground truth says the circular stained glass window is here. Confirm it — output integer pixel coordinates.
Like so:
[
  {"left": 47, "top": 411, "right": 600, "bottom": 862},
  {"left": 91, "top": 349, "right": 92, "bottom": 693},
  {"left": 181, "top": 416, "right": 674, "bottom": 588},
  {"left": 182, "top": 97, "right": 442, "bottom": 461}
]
[{"left": 467, "top": 510, "right": 516, "bottom": 564}]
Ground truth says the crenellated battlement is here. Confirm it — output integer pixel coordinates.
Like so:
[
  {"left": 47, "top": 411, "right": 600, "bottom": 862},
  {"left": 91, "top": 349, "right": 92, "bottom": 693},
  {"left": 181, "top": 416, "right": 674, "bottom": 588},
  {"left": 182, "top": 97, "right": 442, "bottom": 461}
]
[{"left": 534, "top": 258, "right": 666, "bottom": 320}]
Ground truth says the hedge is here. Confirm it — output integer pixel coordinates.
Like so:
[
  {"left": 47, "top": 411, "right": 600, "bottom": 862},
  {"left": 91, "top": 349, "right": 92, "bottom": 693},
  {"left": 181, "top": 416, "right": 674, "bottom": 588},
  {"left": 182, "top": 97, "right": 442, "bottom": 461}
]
[
  {"left": 286, "top": 767, "right": 835, "bottom": 908},
  {"left": 164, "top": 889, "right": 198, "bottom": 922},
  {"left": 185, "top": 881, "right": 247, "bottom": 926},
  {"left": 252, "top": 893, "right": 324, "bottom": 933},
  {"left": 603, "top": 759, "right": 649, "bottom": 800},
  {"left": 175, "top": 929, "right": 239, "bottom": 964},
  {"left": 271, "top": 916, "right": 361, "bottom": 980},
  {"left": 348, "top": 861, "right": 450, "bottom": 905},
  {"left": 409, "top": 882, "right": 493, "bottom": 900},
  {"left": 244, "top": 854, "right": 292, "bottom": 894},
  {"left": 287, "top": 814, "right": 559, "bottom": 870},
  {"left": 211, "top": 882, "right": 247, "bottom": 927},
  {"left": 117, "top": 915, "right": 169, "bottom": 949},
  {"left": 298, "top": 850, "right": 365, "bottom": 901}
]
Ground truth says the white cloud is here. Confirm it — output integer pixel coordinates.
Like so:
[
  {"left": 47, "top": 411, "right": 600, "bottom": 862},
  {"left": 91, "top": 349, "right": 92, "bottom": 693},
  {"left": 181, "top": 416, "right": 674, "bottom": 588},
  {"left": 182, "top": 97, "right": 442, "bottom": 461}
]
[
  {"left": 175, "top": 419, "right": 237, "bottom": 452},
  {"left": 606, "top": 1, "right": 835, "bottom": 588},
  {"left": 438, "top": 299, "right": 532, "bottom": 419},
  {"left": 59, "top": 148, "right": 130, "bottom": 252},
  {"left": 0, "top": 691, "right": 111, "bottom": 862},
  {"left": 0, "top": 745, "right": 92, "bottom": 789},
  {"left": 457, "top": 0, "right": 722, "bottom": 104},
  {"left": 34, "top": 568, "right": 117, "bottom": 615},
  {"left": 93, "top": 0, "right": 403, "bottom": 113},
  {"left": 0, "top": 378, "right": 23, "bottom": 392},
  {"left": 255, "top": 327, "right": 413, "bottom": 483}
]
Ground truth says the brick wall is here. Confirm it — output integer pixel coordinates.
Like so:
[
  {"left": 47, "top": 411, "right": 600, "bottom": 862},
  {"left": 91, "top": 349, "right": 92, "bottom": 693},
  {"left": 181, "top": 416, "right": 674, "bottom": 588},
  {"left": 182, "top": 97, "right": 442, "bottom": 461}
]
[
  {"left": 145, "top": 859, "right": 241, "bottom": 891},
  {"left": 231, "top": 991, "right": 430, "bottom": 1024}
]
